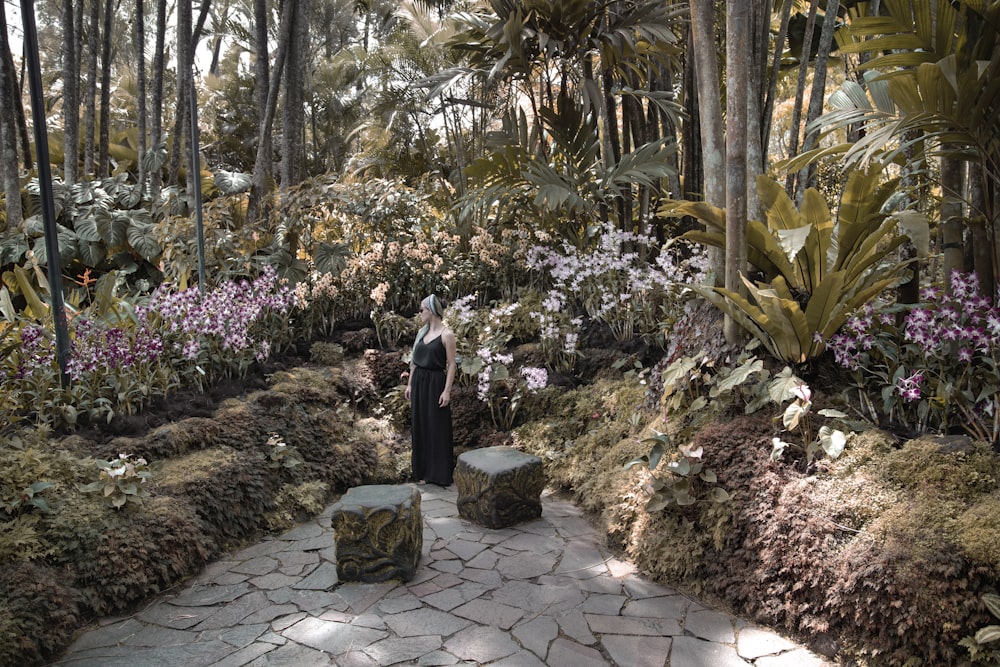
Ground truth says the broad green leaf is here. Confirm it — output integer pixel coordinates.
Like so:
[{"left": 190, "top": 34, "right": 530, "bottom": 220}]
[
  {"left": 983, "top": 593, "right": 1000, "bottom": 620},
  {"left": 214, "top": 170, "right": 252, "bottom": 195},
  {"left": 127, "top": 223, "right": 163, "bottom": 262},
  {"left": 776, "top": 226, "right": 812, "bottom": 265},
  {"left": 13, "top": 265, "right": 48, "bottom": 318},
  {"left": 708, "top": 487, "right": 731, "bottom": 503},
  {"left": 974, "top": 626, "right": 1000, "bottom": 644},
  {"left": 783, "top": 402, "right": 808, "bottom": 431},
  {"left": 716, "top": 357, "right": 764, "bottom": 393},
  {"left": 648, "top": 442, "right": 665, "bottom": 471},
  {"left": 818, "top": 425, "right": 847, "bottom": 459}
]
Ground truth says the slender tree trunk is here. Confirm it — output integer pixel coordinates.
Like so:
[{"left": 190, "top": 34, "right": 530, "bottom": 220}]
[
  {"left": 0, "top": 2, "right": 22, "bottom": 229},
  {"left": 763, "top": 0, "right": 794, "bottom": 161},
  {"left": 681, "top": 31, "right": 703, "bottom": 203},
  {"left": 281, "top": 0, "right": 310, "bottom": 259},
  {"left": 784, "top": 1, "right": 818, "bottom": 196},
  {"left": 689, "top": 0, "right": 725, "bottom": 285},
  {"left": 725, "top": 0, "right": 750, "bottom": 344},
  {"left": 97, "top": 0, "right": 114, "bottom": 177},
  {"left": 794, "top": 0, "right": 840, "bottom": 202},
  {"left": 135, "top": 0, "right": 148, "bottom": 193},
  {"left": 150, "top": 0, "right": 167, "bottom": 203},
  {"left": 169, "top": 0, "right": 192, "bottom": 189},
  {"left": 15, "top": 49, "right": 31, "bottom": 169},
  {"left": 83, "top": 0, "right": 100, "bottom": 175},
  {"left": 281, "top": 0, "right": 310, "bottom": 194},
  {"left": 63, "top": 0, "right": 79, "bottom": 186},
  {"left": 746, "top": 0, "right": 770, "bottom": 222},
  {"left": 248, "top": 0, "right": 293, "bottom": 225},
  {"left": 968, "top": 165, "right": 996, "bottom": 302},
  {"left": 941, "top": 155, "right": 966, "bottom": 293}
]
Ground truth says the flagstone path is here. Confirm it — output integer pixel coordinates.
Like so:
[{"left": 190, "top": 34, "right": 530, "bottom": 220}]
[{"left": 52, "top": 485, "right": 832, "bottom": 666}]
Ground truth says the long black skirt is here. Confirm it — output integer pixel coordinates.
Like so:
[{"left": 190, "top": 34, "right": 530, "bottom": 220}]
[{"left": 410, "top": 367, "right": 453, "bottom": 485}]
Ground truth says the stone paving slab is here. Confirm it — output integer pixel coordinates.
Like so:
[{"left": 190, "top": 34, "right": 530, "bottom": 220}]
[{"left": 52, "top": 486, "right": 834, "bottom": 667}]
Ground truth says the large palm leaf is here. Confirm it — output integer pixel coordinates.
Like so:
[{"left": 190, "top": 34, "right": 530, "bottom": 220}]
[{"left": 787, "top": 0, "right": 1000, "bottom": 181}]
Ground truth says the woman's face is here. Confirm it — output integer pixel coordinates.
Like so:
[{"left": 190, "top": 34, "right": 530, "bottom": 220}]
[{"left": 419, "top": 304, "right": 433, "bottom": 323}]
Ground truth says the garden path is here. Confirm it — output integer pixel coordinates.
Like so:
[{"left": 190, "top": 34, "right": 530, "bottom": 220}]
[{"left": 51, "top": 485, "right": 831, "bottom": 667}]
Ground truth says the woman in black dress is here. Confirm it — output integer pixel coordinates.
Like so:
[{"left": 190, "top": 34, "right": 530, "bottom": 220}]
[{"left": 405, "top": 295, "right": 457, "bottom": 485}]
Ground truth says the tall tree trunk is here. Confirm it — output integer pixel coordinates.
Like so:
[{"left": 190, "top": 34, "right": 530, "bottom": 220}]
[
  {"left": 150, "top": 0, "right": 167, "bottom": 204},
  {"left": 83, "top": 0, "right": 100, "bottom": 175},
  {"left": 762, "top": 0, "right": 794, "bottom": 161},
  {"left": 135, "top": 0, "right": 148, "bottom": 193},
  {"left": 281, "top": 0, "right": 311, "bottom": 259},
  {"left": 941, "top": 155, "right": 966, "bottom": 293},
  {"left": 968, "top": 164, "right": 995, "bottom": 302},
  {"left": 689, "top": 0, "right": 725, "bottom": 286},
  {"left": 97, "top": 0, "right": 114, "bottom": 177},
  {"left": 14, "top": 47, "right": 31, "bottom": 170},
  {"left": 794, "top": 0, "right": 840, "bottom": 203},
  {"left": 784, "top": 1, "right": 818, "bottom": 197},
  {"left": 0, "top": 2, "right": 22, "bottom": 229},
  {"left": 745, "top": 0, "right": 770, "bottom": 222},
  {"left": 281, "top": 0, "right": 310, "bottom": 195},
  {"left": 63, "top": 0, "right": 79, "bottom": 186},
  {"left": 169, "top": 0, "right": 192, "bottom": 189},
  {"left": 248, "top": 0, "right": 293, "bottom": 226},
  {"left": 725, "top": 0, "right": 750, "bottom": 344}
]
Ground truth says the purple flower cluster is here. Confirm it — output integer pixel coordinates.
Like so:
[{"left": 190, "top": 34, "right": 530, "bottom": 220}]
[
  {"left": 903, "top": 273, "right": 998, "bottom": 361},
  {"left": 826, "top": 271, "right": 1000, "bottom": 435},
  {"left": 140, "top": 265, "right": 295, "bottom": 364},
  {"left": 66, "top": 318, "right": 163, "bottom": 381},
  {"left": 15, "top": 325, "right": 55, "bottom": 380}
]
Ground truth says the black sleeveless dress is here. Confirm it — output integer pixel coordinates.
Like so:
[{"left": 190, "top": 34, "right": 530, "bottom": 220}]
[{"left": 410, "top": 334, "right": 453, "bottom": 485}]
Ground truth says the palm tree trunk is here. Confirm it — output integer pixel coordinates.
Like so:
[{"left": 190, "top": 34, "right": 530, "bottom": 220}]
[
  {"left": 746, "top": 0, "right": 770, "bottom": 222},
  {"left": 97, "top": 0, "right": 114, "bottom": 178},
  {"left": 689, "top": 0, "right": 725, "bottom": 285},
  {"left": 794, "top": 0, "right": 840, "bottom": 203},
  {"left": 784, "top": 1, "right": 818, "bottom": 197},
  {"left": 0, "top": 2, "right": 22, "bottom": 229},
  {"left": 248, "top": 0, "right": 294, "bottom": 225},
  {"left": 281, "top": 0, "right": 310, "bottom": 196},
  {"left": 135, "top": 0, "right": 148, "bottom": 193},
  {"left": 63, "top": 0, "right": 80, "bottom": 186},
  {"left": 969, "top": 164, "right": 995, "bottom": 302},
  {"left": 149, "top": 0, "right": 166, "bottom": 203},
  {"left": 725, "top": 0, "right": 750, "bottom": 344},
  {"left": 83, "top": 0, "right": 100, "bottom": 175},
  {"left": 941, "top": 155, "right": 966, "bottom": 293}
]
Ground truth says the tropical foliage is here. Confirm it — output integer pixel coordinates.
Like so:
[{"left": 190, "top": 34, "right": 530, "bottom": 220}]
[{"left": 659, "top": 172, "right": 926, "bottom": 363}]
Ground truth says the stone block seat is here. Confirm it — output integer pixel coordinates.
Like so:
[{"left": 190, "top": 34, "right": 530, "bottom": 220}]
[
  {"left": 330, "top": 484, "right": 422, "bottom": 583},
  {"left": 455, "top": 446, "right": 545, "bottom": 528}
]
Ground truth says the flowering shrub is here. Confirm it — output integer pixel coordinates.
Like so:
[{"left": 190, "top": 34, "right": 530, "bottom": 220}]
[
  {"left": 77, "top": 454, "right": 154, "bottom": 509},
  {"left": 483, "top": 363, "right": 548, "bottom": 431},
  {"left": 0, "top": 268, "right": 295, "bottom": 429},
  {"left": 526, "top": 223, "right": 707, "bottom": 344},
  {"left": 291, "top": 269, "right": 340, "bottom": 340},
  {"left": 140, "top": 265, "right": 295, "bottom": 387},
  {"left": 826, "top": 271, "right": 1000, "bottom": 444}
]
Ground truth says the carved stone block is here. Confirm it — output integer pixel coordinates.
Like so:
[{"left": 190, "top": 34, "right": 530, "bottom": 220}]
[
  {"left": 455, "top": 446, "right": 545, "bottom": 528},
  {"left": 330, "top": 484, "right": 422, "bottom": 583}
]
